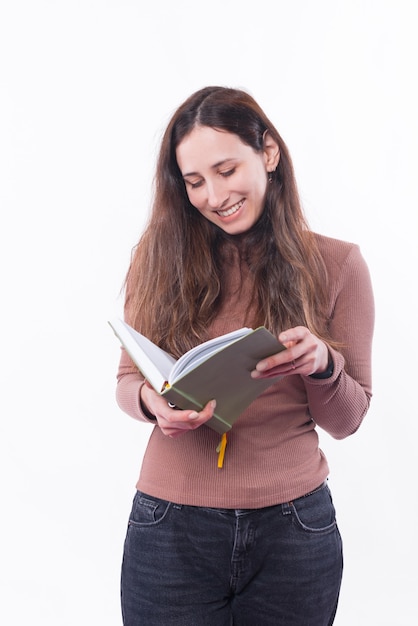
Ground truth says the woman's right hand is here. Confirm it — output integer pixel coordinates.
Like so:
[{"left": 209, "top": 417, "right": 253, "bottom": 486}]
[{"left": 140, "top": 380, "right": 217, "bottom": 438}]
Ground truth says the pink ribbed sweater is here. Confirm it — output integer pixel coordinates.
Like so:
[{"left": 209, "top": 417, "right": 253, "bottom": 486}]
[{"left": 115, "top": 234, "right": 374, "bottom": 508}]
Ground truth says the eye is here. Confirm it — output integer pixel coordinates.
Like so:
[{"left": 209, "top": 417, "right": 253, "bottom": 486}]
[
  {"left": 185, "top": 179, "right": 204, "bottom": 190},
  {"left": 220, "top": 168, "right": 235, "bottom": 178}
]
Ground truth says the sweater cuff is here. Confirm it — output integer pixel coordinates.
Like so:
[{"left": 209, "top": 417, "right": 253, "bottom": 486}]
[
  {"left": 309, "top": 355, "right": 334, "bottom": 379},
  {"left": 139, "top": 384, "right": 157, "bottom": 421}
]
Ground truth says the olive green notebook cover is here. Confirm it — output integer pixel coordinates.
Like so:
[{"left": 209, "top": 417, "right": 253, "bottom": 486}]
[{"left": 109, "top": 318, "right": 285, "bottom": 434}]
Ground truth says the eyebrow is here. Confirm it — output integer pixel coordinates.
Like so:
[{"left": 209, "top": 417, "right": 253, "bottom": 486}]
[{"left": 182, "top": 158, "right": 237, "bottom": 178}]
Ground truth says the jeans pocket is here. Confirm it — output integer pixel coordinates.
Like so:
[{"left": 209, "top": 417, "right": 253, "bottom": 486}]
[
  {"left": 128, "top": 491, "right": 172, "bottom": 527},
  {"left": 290, "top": 484, "right": 337, "bottom": 534}
]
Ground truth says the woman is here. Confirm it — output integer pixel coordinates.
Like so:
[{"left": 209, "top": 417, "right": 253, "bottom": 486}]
[{"left": 115, "top": 86, "right": 374, "bottom": 625}]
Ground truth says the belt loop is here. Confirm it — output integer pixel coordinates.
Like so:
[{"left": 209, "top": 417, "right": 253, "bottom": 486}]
[{"left": 281, "top": 501, "right": 292, "bottom": 516}]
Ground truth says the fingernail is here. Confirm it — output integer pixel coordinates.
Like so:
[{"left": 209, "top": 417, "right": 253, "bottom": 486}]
[
  {"left": 210, "top": 399, "right": 217, "bottom": 409},
  {"left": 188, "top": 412, "right": 199, "bottom": 420}
]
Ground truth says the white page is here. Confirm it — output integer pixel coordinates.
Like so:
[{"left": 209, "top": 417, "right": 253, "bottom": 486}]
[
  {"left": 169, "top": 327, "right": 251, "bottom": 383},
  {"left": 109, "top": 319, "right": 176, "bottom": 392}
]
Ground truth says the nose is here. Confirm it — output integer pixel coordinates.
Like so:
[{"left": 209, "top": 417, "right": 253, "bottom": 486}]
[{"left": 206, "top": 179, "right": 228, "bottom": 209}]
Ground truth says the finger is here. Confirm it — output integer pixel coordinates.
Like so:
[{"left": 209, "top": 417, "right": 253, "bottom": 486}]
[
  {"left": 254, "top": 349, "right": 292, "bottom": 373},
  {"left": 251, "top": 354, "right": 304, "bottom": 378},
  {"left": 279, "top": 326, "right": 307, "bottom": 346},
  {"left": 158, "top": 399, "right": 217, "bottom": 434},
  {"left": 169, "top": 398, "right": 216, "bottom": 422},
  {"left": 200, "top": 398, "right": 217, "bottom": 417}
]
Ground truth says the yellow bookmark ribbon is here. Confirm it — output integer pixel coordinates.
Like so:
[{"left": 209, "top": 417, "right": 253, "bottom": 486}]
[{"left": 216, "top": 432, "right": 228, "bottom": 469}]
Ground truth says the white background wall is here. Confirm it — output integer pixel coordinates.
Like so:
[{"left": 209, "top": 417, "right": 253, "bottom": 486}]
[{"left": 1, "top": 1, "right": 417, "bottom": 624}]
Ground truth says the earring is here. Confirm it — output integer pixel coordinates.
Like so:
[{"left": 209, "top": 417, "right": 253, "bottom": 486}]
[{"left": 268, "top": 170, "right": 275, "bottom": 184}]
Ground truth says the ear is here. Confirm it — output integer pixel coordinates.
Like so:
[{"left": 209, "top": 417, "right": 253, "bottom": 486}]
[{"left": 262, "top": 130, "right": 280, "bottom": 172}]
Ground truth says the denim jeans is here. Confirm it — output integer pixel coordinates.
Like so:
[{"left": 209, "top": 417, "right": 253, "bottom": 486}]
[{"left": 121, "top": 482, "right": 343, "bottom": 625}]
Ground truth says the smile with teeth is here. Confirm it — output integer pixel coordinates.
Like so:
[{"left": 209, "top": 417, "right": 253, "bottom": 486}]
[{"left": 216, "top": 199, "right": 245, "bottom": 218}]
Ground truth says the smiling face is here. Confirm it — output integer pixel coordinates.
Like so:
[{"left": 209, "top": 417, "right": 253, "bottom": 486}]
[{"left": 176, "top": 126, "right": 280, "bottom": 235}]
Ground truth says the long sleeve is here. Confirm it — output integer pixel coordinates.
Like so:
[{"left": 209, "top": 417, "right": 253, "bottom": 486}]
[
  {"left": 115, "top": 348, "right": 154, "bottom": 423},
  {"left": 303, "top": 241, "right": 374, "bottom": 439}
]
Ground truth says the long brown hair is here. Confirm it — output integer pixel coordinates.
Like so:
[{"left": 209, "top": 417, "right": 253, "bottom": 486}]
[{"left": 125, "top": 86, "right": 331, "bottom": 357}]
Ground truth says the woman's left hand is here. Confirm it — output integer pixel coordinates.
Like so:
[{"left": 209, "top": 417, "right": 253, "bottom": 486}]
[{"left": 251, "top": 326, "right": 330, "bottom": 379}]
